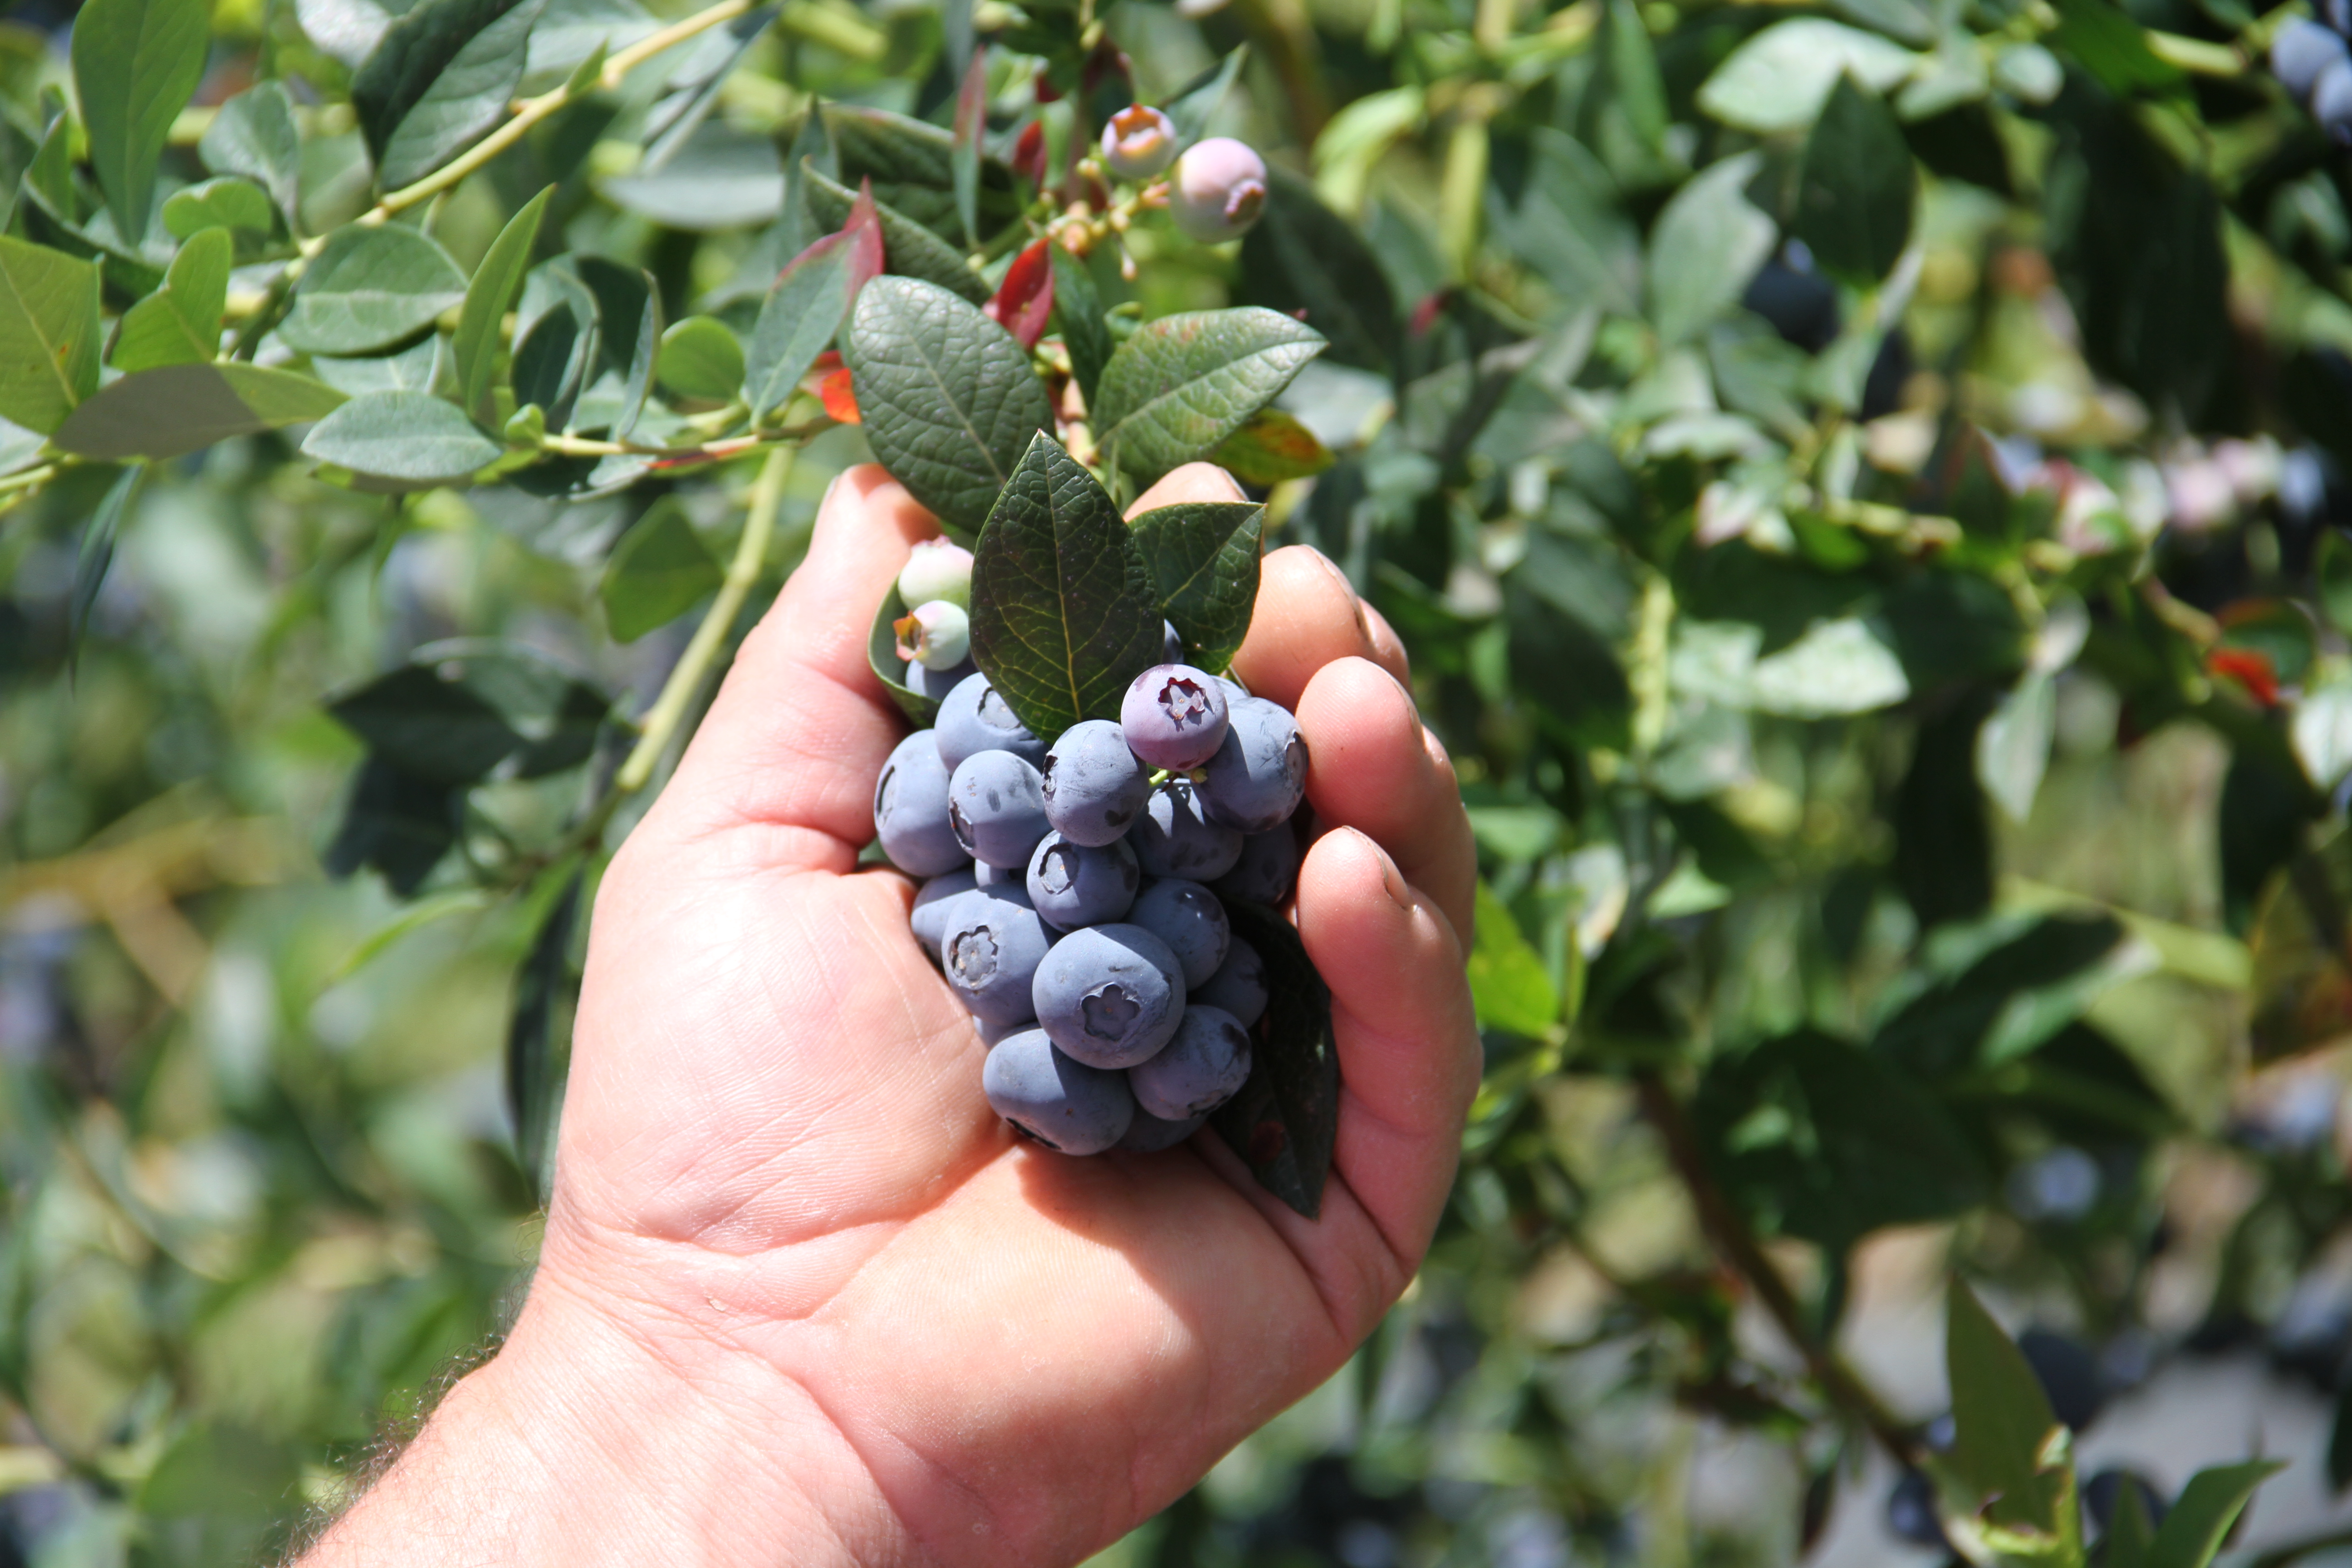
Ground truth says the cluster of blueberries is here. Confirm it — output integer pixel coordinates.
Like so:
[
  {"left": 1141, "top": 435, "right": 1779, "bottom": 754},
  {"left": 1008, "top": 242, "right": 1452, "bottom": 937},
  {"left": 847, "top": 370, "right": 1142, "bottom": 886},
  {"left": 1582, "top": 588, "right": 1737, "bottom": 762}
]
[
  {"left": 2273, "top": 5, "right": 2352, "bottom": 138},
  {"left": 873, "top": 548, "right": 1311, "bottom": 1154}
]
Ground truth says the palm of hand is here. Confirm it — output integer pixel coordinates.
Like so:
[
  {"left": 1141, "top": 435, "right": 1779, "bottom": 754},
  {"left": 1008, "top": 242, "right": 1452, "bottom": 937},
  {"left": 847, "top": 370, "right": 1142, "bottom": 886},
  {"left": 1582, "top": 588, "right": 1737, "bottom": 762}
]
[{"left": 530, "top": 465, "right": 1482, "bottom": 1566}]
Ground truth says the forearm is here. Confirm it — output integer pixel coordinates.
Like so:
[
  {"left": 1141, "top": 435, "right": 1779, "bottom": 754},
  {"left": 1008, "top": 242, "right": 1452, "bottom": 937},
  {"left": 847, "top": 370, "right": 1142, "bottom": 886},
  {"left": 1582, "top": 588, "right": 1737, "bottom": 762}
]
[{"left": 298, "top": 1279, "right": 882, "bottom": 1568}]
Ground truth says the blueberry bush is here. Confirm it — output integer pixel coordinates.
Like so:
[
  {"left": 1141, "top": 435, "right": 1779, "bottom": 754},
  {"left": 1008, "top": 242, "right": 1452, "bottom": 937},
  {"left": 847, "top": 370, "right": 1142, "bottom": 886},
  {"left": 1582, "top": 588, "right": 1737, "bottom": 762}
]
[{"left": 12, "top": 0, "right": 2352, "bottom": 1557}]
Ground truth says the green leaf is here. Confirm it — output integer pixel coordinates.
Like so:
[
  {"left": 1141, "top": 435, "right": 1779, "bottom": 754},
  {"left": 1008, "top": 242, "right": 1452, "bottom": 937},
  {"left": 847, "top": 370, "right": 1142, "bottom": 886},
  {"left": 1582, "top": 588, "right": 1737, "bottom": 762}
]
[
  {"left": 513, "top": 297, "right": 592, "bottom": 431},
  {"left": 1793, "top": 77, "right": 1916, "bottom": 287},
  {"left": 1647, "top": 153, "right": 1778, "bottom": 346},
  {"left": 2145, "top": 1460, "right": 2285, "bottom": 1568},
  {"left": 1128, "top": 500, "right": 1264, "bottom": 673},
  {"left": 2108, "top": 1469, "right": 2156, "bottom": 1568},
  {"left": 199, "top": 82, "right": 303, "bottom": 221},
  {"left": 1236, "top": 166, "right": 1398, "bottom": 376},
  {"left": 1091, "top": 308, "right": 1327, "bottom": 484},
  {"left": 71, "top": 0, "right": 210, "bottom": 245},
  {"left": 279, "top": 225, "right": 468, "bottom": 355},
  {"left": 745, "top": 199, "right": 882, "bottom": 421},
  {"left": 951, "top": 52, "right": 986, "bottom": 250},
  {"left": 456, "top": 186, "right": 553, "bottom": 424},
  {"left": 323, "top": 754, "right": 461, "bottom": 896},
  {"left": 300, "top": 389, "right": 502, "bottom": 482},
  {"left": 868, "top": 582, "right": 942, "bottom": 725},
  {"left": 1490, "top": 129, "right": 1644, "bottom": 316},
  {"left": 1944, "top": 1278, "right": 2073, "bottom": 1542},
  {"left": 312, "top": 335, "right": 444, "bottom": 395},
  {"left": 1164, "top": 45, "right": 1249, "bottom": 144},
  {"left": 822, "top": 101, "right": 1019, "bottom": 241},
  {"left": 1212, "top": 408, "right": 1334, "bottom": 485},
  {"left": 111, "top": 226, "right": 232, "bottom": 372},
  {"left": 354, "top": 0, "right": 553, "bottom": 192},
  {"left": 0, "top": 235, "right": 102, "bottom": 434},
  {"left": 523, "top": 0, "right": 657, "bottom": 88},
  {"left": 53, "top": 363, "right": 348, "bottom": 460},
  {"left": 1695, "top": 18, "right": 1921, "bottom": 134},
  {"left": 1976, "top": 671, "right": 2054, "bottom": 825},
  {"left": 1210, "top": 898, "right": 1339, "bottom": 1219},
  {"left": 641, "top": 5, "right": 776, "bottom": 173},
  {"left": 162, "top": 179, "right": 278, "bottom": 242},
  {"left": 803, "top": 161, "right": 991, "bottom": 304},
  {"left": 1049, "top": 245, "right": 1112, "bottom": 411},
  {"left": 1872, "top": 912, "right": 2140, "bottom": 1076},
  {"left": 1467, "top": 880, "right": 1558, "bottom": 1036},
  {"left": 967, "top": 431, "right": 1167, "bottom": 738},
  {"left": 296, "top": 0, "right": 410, "bottom": 66},
  {"left": 2048, "top": 0, "right": 2184, "bottom": 95},
  {"left": 597, "top": 123, "right": 786, "bottom": 230},
  {"left": 327, "top": 638, "right": 611, "bottom": 784},
  {"left": 510, "top": 862, "right": 586, "bottom": 1205},
  {"left": 843, "top": 275, "right": 1054, "bottom": 539},
  {"left": 600, "top": 500, "right": 721, "bottom": 641},
  {"left": 1670, "top": 616, "right": 1910, "bottom": 717},
  {"left": 69, "top": 465, "right": 141, "bottom": 669},
  {"left": 565, "top": 255, "right": 662, "bottom": 436},
  {"left": 657, "top": 315, "right": 745, "bottom": 400}
]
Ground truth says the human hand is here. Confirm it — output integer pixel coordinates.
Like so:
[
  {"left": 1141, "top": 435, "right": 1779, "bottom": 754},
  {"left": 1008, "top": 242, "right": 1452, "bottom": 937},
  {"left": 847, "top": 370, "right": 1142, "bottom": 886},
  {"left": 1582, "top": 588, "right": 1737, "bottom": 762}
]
[{"left": 304, "top": 462, "right": 1480, "bottom": 1568}]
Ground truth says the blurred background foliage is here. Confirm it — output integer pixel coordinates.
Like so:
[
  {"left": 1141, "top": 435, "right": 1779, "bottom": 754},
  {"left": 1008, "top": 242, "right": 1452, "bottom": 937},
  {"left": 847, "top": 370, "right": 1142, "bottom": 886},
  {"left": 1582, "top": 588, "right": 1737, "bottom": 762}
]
[{"left": 12, "top": 0, "right": 2352, "bottom": 1555}]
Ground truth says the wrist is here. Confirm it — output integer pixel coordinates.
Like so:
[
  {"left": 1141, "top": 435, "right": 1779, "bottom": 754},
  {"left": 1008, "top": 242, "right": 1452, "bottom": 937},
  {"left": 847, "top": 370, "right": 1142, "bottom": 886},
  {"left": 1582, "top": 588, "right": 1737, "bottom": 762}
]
[{"left": 304, "top": 1265, "right": 882, "bottom": 1568}]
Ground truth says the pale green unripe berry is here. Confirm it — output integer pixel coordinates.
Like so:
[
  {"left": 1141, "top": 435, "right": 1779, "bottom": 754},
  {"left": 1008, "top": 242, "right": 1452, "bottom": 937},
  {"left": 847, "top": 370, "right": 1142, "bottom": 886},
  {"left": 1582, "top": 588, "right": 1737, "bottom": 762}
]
[
  {"left": 897, "top": 539, "right": 973, "bottom": 609},
  {"left": 1101, "top": 105, "right": 1179, "bottom": 181},
  {"left": 1169, "top": 138, "right": 1268, "bottom": 243},
  {"left": 896, "top": 600, "right": 971, "bottom": 670}
]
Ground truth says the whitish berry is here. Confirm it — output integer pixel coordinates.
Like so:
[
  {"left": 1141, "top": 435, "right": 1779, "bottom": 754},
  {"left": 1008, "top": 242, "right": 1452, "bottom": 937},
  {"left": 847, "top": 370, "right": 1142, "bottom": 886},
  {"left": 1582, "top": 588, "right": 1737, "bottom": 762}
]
[
  {"left": 1101, "top": 104, "right": 1179, "bottom": 181},
  {"left": 1169, "top": 137, "right": 1268, "bottom": 243},
  {"left": 897, "top": 539, "right": 973, "bottom": 608},
  {"left": 895, "top": 599, "right": 971, "bottom": 670}
]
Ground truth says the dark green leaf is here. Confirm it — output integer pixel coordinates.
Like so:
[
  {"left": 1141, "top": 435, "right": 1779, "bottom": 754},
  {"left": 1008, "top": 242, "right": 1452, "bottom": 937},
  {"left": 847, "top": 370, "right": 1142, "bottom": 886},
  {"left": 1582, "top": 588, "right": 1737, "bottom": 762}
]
[
  {"left": 111, "top": 227, "right": 232, "bottom": 372},
  {"left": 571, "top": 256, "right": 662, "bottom": 434},
  {"left": 353, "top": 0, "right": 552, "bottom": 192},
  {"left": 1212, "top": 408, "right": 1334, "bottom": 485},
  {"left": 1945, "top": 1279, "right": 2073, "bottom": 1543},
  {"left": 512, "top": 299, "right": 591, "bottom": 431},
  {"left": 658, "top": 315, "right": 745, "bottom": 400},
  {"left": 327, "top": 638, "right": 610, "bottom": 784},
  {"left": 1578, "top": 0, "right": 1676, "bottom": 190},
  {"left": 69, "top": 465, "right": 140, "bottom": 670},
  {"left": 1210, "top": 899, "right": 1338, "bottom": 1219},
  {"left": 1049, "top": 245, "right": 1112, "bottom": 410},
  {"left": 323, "top": 753, "right": 461, "bottom": 895},
  {"left": 2048, "top": 0, "right": 2183, "bottom": 94},
  {"left": 822, "top": 102, "right": 1019, "bottom": 241},
  {"left": 2145, "top": 1460, "right": 2284, "bottom": 1568},
  {"left": 301, "top": 389, "right": 502, "bottom": 482},
  {"left": 0, "top": 235, "right": 101, "bottom": 434},
  {"left": 1128, "top": 500, "right": 1263, "bottom": 672},
  {"left": 199, "top": 82, "right": 303, "bottom": 220},
  {"left": 600, "top": 500, "right": 721, "bottom": 641},
  {"left": 510, "top": 864, "right": 585, "bottom": 1205},
  {"left": 1164, "top": 45, "right": 1248, "bottom": 143},
  {"left": 71, "top": 0, "right": 209, "bottom": 245},
  {"left": 1092, "top": 308, "right": 1327, "bottom": 483},
  {"left": 641, "top": 5, "right": 776, "bottom": 172},
  {"left": 804, "top": 161, "right": 991, "bottom": 304},
  {"left": 456, "top": 186, "right": 553, "bottom": 424},
  {"left": 2221, "top": 749, "right": 2319, "bottom": 934},
  {"left": 868, "top": 583, "right": 942, "bottom": 725},
  {"left": 1794, "top": 76, "right": 1915, "bottom": 286},
  {"left": 1506, "top": 578, "right": 1630, "bottom": 750},
  {"left": 54, "top": 363, "right": 348, "bottom": 460},
  {"left": 1872, "top": 913, "right": 2132, "bottom": 1077},
  {"left": 279, "top": 224, "right": 467, "bottom": 354},
  {"left": 2110, "top": 1466, "right": 2156, "bottom": 1568},
  {"left": 1693, "top": 1029, "right": 1985, "bottom": 1247},
  {"left": 162, "top": 179, "right": 278, "bottom": 242},
  {"left": 843, "top": 275, "right": 1054, "bottom": 539},
  {"left": 598, "top": 123, "right": 785, "bottom": 230},
  {"left": 968, "top": 432, "right": 1166, "bottom": 737},
  {"left": 1894, "top": 693, "right": 1994, "bottom": 931},
  {"left": 1237, "top": 166, "right": 1398, "bottom": 376},
  {"left": 745, "top": 198, "right": 882, "bottom": 421}
]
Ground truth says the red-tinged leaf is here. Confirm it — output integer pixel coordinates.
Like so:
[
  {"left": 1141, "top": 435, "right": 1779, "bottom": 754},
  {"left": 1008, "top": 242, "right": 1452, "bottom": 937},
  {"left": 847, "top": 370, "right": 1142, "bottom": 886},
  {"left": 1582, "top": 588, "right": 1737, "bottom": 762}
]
[
  {"left": 2210, "top": 647, "right": 2279, "bottom": 708},
  {"left": 1409, "top": 288, "right": 1451, "bottom": 337},
  {"left": 818, "top": 365, "right": 860, "bottom": 423},
  {"left": 986, "top": 238, "right": 1055, "bottom": 348},
  {"left": 954, "top": 52, "right": 988, "bottom": 249},
  {"left": 1012, "top": 120, "right": 1048, "bottom": 188},
  {"left": 843, "top": 177, "right": 886, "bottom": 299}
]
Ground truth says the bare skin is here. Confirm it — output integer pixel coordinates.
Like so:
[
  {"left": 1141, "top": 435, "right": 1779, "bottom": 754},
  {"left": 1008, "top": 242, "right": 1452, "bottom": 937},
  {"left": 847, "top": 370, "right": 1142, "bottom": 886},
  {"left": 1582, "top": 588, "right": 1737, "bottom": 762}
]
[{"left": 299, "top": 462, "right": 1482, "bottom": 1568}]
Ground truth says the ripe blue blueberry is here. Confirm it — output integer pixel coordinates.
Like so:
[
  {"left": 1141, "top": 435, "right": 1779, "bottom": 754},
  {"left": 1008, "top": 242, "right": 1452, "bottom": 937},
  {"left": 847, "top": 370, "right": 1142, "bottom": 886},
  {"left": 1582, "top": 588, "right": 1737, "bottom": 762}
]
[
  {"left": 2275, "top": 17, "right": 2348, "bottom": 97},
  {"left": 2318, "top": 57, "right": 2352, "bottom": 138},
  {"left": 983, "top": 1028, "right": 1134, "bottom": 1154},
  {"left": 1032, "top": 922, "right": 1186, "bottom": 1068},
  {"left": 975, "top": 1014, "right": 1029, "bottom": 1047},
  {"left": 1200, "top": 696, "right": 1308, "bottom": 832},
  {"left": 1121, "top": 663, "right": 1230, "bottom": 771},
  {"left": 1215, "top": 824, "right": 1299, "bottom": 906},
  {"left": 874, "top": 730, "right": 969, "bottom": 877},
  {"left": 941, "top": 888, "right": 1053, "bottom": 1025},
  {"left": 1132, "top": 779, "right": 1244, "bottom": 881},
  {"left": 1041, "top": 719, "right": 1151, "bottom": 847},
  {"left": 910, "top": 867, "right": 979, "bottom": 955},
  {"left": 1119, "top": 1107, "right": 1205, "bottom": 1152},
  {"left": 1026, "top": 831, "right": 1141, "bottom": 929},
  {"left": 1193, "top": 937, "right": 1267, "bottom": 1029},
  {"left": 948, "top": 750, "right": 1052, "bottom": 869},
  {"left": 905, "top": 654, "right": 978, "bottom": 699},
  {"left": 1128, "top": 1004, "right": 1253, "bottom": 1121},
  {"left": 936, "top": 672, "right": 1048, "bottom": 770},
  {"left": 1126, "top": 877, "right": 1230, "bottom": 988},
  {"left": 974, "top": 858, "right": 1020, "bottom": 887}
]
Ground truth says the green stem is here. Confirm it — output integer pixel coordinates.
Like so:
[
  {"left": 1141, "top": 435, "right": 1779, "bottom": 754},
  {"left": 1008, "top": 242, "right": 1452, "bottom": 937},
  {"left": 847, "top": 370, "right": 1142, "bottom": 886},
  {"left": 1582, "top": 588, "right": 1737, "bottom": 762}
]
[{"left": 614, "top": 443, "right": 793, "bottom": 794}]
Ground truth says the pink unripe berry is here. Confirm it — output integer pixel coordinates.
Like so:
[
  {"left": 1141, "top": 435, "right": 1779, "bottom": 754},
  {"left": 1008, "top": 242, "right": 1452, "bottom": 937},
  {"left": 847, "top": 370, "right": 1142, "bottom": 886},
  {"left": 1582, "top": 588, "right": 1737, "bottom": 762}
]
[
  {"left": 1168, "top": 137, "right": 1268, "bottom": 243},
  {"left": 1101, "top": 104, "right": 1179, "bottom": 181},
  {"left": 895, "top": 599, "right": 971, "bottom": 669}
]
